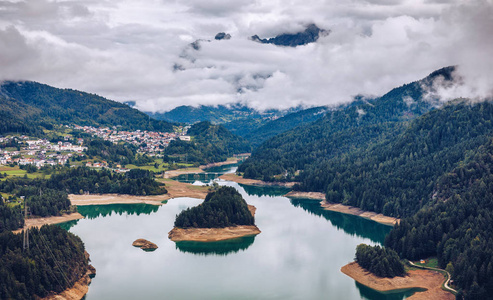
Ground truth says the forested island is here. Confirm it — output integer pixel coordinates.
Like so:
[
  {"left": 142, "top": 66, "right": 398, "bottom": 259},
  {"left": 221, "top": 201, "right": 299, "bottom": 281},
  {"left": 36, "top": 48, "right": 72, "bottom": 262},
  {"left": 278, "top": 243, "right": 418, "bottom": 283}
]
[{"left": 168, "top": 186, "right": 260, "bottom": 242}]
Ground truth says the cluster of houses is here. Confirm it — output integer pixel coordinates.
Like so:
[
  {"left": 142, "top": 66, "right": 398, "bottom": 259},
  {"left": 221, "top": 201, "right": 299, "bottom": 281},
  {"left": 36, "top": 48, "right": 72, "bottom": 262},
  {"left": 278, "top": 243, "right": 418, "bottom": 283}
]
[
  {"left": 73, "top": 125, "right": 190, "bottom": 154},
  {"left": 0, "top": 135, "right": 87, "bottom": 167}
]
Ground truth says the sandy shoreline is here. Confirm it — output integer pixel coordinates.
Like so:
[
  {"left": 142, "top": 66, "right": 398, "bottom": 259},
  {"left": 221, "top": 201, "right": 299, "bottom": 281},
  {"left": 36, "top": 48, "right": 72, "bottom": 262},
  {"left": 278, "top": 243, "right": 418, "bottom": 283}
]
[
  {"left": 43, "top": 264, "right": 96, "bottom": 300},
  {"left": 168, "top": 225, "right": 261, "bottom": 242},
  {"left": 284, "top": 191, "right": 399, "bottom": 226},
  {"left": 341, "top": 262, "right": 454, "bottom": 300},
  {"left": 219, "top": 173, "right": 297, "bottom": 187},
  {"left": 13, "top": 213, "right": 84, "bottom": 233},
  {"left": 284, "top": 191, "right": 326, "bottom": 200},
  {"left": 164, "top": 157, "right": 243, "bottom": 179},
  {"left": 321, "top": 201, "right": 399, "bottom": 226}
]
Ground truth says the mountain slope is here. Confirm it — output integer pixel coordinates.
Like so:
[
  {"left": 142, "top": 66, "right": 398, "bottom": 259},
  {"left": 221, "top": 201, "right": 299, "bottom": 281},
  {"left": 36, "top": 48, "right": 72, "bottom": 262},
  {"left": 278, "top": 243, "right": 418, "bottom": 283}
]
[
  {"left": 0, "top": 81, "right": 174, "bottom": 134},
  {"left": 251, "top": 24, "right": 329, "bottom": 47},
  {"left": 164, "top": 121, "right": 251, "bottom": 164},
  {"left": 238, "top": 66, "right": 455, "bottom": 181},
  {"left": 243, "top": 106, "right": 328, "bottom": 148}
]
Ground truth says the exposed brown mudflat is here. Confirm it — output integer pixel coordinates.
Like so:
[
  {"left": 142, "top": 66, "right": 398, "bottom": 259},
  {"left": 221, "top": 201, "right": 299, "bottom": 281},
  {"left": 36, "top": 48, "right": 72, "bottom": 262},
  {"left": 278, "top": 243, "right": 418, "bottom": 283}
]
[
  {"left": 219, "top": 173, "right": 297, "bottom": 187},
  {"left": 132, "top": 238, "right": 158, "bottom": 251},
  {"left": 321, "top": 201, "right": 399, "bottom": 226},
  {"left": 70, "top": 194, "right": 168, "bottom": 206},
  {"left": 284, "top": 191, "right": 325, "bottom": 200},
  {"left": 13, "top": 213, "right": 84, "bottom": 234},
  {"left": 168, "top": 225, "right": 261, "bottom": 242},
  {"left": 69, "top": 180, "right": 210, "bottom": 206},
  {"left": 341, "top": 262, "right": 454, "bottom": 300},
  {"left": 42, "top": 264, "right": 96, "bottom": 300},
  {"left": 168, "top": 204, "right": 260, "bottom": 242}
]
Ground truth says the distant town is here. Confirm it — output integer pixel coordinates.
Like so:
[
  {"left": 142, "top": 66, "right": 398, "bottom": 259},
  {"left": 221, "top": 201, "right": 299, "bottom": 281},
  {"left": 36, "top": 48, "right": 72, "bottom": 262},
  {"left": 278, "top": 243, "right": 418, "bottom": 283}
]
[{"left": 0, "top": 125, "right": 191, "bottom": 167}]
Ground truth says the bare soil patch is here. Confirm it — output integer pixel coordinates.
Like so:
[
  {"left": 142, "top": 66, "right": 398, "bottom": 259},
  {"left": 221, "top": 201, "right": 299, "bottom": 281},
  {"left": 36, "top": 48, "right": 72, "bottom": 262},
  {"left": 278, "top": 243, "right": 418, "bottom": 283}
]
[
  {"left": 284, "top": 191, "right": 325, "bottom": 200},
  {"left": 321, "top": 201, "right": 399, "bottom": 226},
  {"left": 341, "top": 262, "right": 454, "bottom": 300},
  {"left": 168, "top": 205, "right": 260, "bottom": 242},
  {"left": 13, "top": 213, "right": 84, "bottom": 233},
  {"left": 219, "top": 173, "right": 297, "bottom": 187}
]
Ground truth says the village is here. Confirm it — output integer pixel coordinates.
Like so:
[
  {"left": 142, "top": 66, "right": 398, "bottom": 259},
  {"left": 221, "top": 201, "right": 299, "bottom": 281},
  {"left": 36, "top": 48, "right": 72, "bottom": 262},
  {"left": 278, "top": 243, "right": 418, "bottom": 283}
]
[{"left": 0, "top": 125, "right": 191, "bottom": 168}]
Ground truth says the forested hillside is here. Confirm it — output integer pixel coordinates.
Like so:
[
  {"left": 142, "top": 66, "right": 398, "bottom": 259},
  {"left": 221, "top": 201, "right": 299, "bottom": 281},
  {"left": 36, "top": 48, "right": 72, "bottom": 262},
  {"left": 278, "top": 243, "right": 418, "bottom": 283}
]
[
  {"left": 386, "top": 136, "right": 493, "bottom": 299},
  {"left": 242, "top": 106, "right": 328, "bottom": 148},
  {"left": 0, "top": 225, "right": 88, "bottom": 299},
  {"left": 164, "top": 121, "right": 251, "bottom": 164},
  {"left": 238, "top": 67, "right": 455, "bottom": 181},
  {"left": 0, "top": 81, "right": 173, "bottom": 135}
]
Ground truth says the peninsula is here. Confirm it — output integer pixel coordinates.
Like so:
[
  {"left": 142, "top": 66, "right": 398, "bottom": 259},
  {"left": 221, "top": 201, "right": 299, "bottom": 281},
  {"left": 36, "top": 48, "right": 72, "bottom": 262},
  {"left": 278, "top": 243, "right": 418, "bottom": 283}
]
[{"left": 168, "top": 186, "right": 260, "bottom": 242}]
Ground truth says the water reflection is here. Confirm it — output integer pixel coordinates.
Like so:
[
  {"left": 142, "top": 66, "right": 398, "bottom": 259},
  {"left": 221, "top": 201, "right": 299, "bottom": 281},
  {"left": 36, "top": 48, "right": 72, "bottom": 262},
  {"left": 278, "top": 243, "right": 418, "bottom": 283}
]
[
  {"left": 239, "top": 183, "right": 291, "bottom": 197},
  {"left": 77, "top": 203, "right": 160, "bottom": 219},
  {"left": 175, "top": 236, "right": 256, "bottom": 256},
  {"left": 356, "top": 281, "right": 426, "bottom": 300},
  {"left": 290, "top": 198, "right": 391, "bottom": 244}
]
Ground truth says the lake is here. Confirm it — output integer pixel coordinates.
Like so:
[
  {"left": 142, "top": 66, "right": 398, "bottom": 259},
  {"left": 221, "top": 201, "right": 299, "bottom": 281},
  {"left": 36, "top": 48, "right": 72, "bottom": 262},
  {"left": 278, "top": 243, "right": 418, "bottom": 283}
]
[{"left": 62, "top": 176, "right": 417, "bottom": 299}]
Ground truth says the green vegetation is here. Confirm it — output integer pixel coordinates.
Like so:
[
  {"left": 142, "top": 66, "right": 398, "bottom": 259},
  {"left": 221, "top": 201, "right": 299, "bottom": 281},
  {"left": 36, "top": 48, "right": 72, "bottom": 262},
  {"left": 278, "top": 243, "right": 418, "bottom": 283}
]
[
  {"left": 0, "top": 80, "right": 173, "bottom": 135},
  {"left": 84, "top": 138, "right": 153, "bottom": 166},
  {"left": 385, "top": 137, "right": 493, "bottom": 299},
  {"left": 355, "top": 244, "right": 406, "bottom": 278},
  {"left": 174, "top": 186, "right": 254, "bottom": 228},
  {"left": 0, "top": 200, "right": 23, "bottom": 233},
  {"left": 47, "top": 167, "right": 167, "bottom": 196},
  {"left": 0, "top": 225, "right": 88, "bottom": 299},
  {"left": 164, "top": 121, "right": 251, "bottom": 164}
]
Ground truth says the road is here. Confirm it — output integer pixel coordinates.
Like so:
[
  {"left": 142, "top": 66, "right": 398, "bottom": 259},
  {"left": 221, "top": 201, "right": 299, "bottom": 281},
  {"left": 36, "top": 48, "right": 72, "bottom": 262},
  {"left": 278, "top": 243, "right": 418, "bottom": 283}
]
[{"left": 408, "top": 261, "right": 458, "bottom": 294}]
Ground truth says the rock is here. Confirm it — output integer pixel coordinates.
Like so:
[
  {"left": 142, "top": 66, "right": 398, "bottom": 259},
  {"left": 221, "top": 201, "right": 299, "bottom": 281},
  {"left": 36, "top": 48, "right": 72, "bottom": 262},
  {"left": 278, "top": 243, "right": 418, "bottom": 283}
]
[{"left": 132, "top": 239, "right": 158, "bottom": 251}]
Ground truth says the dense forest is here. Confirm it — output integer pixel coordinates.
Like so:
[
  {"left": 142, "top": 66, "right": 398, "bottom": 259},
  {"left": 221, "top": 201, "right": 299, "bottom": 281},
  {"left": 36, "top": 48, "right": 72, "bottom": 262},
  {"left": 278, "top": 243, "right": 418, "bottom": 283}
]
[
  {"left": 238, "top": 67, "right": 455, "bottom": 181},
  {"left": 164, "top": 121, "right": 251, "bottom": 164},
  {"left": 306, "top": 101, "right": 493, "bottom": 217},
  {"left": 0, "top": 80, "right": 173, "bottom": 135},
  {"left": 0, "top": 201, "right": 24, "bottom": 233},
  {"left": 386, "top": 137, "right": 493, "bottom": 299},
  {"left": 174, "top": 186, "right": 254, "bottom": 228},
  {"left": 0, "top": 225, "right": 88, "bottom": 299},
  {"left": 47, "top": 167, "right": 167, "bottom": 196},
  {"left": 355, "top": 244, "right": 405, "bottom": 278},
  {"left": 242, "top": 106, "right": 328, "bottom": 148}
]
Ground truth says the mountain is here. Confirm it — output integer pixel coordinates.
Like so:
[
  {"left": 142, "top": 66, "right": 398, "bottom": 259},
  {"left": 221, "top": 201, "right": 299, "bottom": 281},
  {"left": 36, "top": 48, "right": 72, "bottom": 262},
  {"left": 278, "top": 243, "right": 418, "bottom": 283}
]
[
  {"left": 238, "top": 66, "right": 455, "bottom": 182},
  {"left": 243, "top": 106, "right": 329, "bottom": 148},
  {"left": 251, "top": 24, "right": 329, "bottom": 47},
  {"left": 163, "top": 121, "right": 251, "bottom": 164},
  {"left": 148, "top": 103, "right": 300, "bottom": 125},
  {"left": 0, "top": 81, "right": 174, "bottom": 135}
]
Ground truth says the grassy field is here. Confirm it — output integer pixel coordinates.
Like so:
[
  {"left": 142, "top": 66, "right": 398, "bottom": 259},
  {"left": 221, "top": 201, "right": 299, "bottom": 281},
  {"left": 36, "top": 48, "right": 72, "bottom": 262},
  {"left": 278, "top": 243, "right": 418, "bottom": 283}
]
[{"left": 414, "top": 257, "right": 439, "bottom": 269}]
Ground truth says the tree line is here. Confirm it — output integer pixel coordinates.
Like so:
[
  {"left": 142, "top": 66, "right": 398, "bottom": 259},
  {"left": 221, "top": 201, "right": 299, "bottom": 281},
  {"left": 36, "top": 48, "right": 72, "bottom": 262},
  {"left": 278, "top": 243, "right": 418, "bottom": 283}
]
[{"left": 355, "top": 244, "right": 406, "bottom": 278}]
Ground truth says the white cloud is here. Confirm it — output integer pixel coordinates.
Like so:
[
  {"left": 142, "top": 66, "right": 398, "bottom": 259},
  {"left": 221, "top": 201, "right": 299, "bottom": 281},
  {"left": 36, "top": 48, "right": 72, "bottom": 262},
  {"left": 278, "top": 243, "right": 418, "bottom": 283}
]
[{"left": 0, "top": 0, "right": 492, "bottom": 112}]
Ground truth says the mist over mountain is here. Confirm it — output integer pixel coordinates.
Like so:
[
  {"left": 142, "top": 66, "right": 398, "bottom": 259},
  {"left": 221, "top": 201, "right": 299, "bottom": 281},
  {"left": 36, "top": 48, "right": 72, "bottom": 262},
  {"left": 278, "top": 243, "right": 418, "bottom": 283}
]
[{"left": 251, "top": 24, "right": 329, "bottom": 47}]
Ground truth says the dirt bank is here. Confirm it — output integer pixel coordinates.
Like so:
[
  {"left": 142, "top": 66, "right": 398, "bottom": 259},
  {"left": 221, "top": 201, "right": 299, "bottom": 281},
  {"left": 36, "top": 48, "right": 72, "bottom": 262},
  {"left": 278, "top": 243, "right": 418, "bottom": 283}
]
[
  {"left": 163, "top": 157, "right": 243, "bottom": 179},
  {"left": 341, "top": 262, "right": 454, "bottom": 300},
  {"left": 43, "top": 264, "right": 96, "bottom": 300},
  {"left": 219, "top": 173, "right": 297, "bottom": 187},
  {"left": 321, "top": 201, "right": 399, "bottom": 226},
  {"left": 69, "top": 194, "right": 168, "bottom": 206},
  {"left": 70, "top": 180, "right": 209, "bottom": 206},
  {"left": 168, "top": 225, "right": 261, "bottom": 242},
  {"left": 13, "top": 213, "right": 84, "bottom": 233},
  {"left": 284, "top": 191, "right": 326, "bottom": 200},
  {"left": 168, "top": 204, "right": 260, "bottom": 242}
]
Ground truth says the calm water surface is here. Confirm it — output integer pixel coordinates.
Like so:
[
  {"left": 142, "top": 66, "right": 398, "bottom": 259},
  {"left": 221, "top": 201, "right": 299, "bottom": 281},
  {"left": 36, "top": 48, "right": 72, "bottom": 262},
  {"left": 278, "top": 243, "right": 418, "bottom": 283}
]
[{"left": 63, "top": 178, "right": 416, "bottom": 299}]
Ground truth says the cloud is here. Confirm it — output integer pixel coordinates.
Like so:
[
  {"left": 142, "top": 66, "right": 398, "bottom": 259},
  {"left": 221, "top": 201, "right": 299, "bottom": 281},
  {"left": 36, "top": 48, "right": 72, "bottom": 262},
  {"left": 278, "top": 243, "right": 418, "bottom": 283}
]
[{"left": 0, "top": 0, "right": 492, "bottom": 112}]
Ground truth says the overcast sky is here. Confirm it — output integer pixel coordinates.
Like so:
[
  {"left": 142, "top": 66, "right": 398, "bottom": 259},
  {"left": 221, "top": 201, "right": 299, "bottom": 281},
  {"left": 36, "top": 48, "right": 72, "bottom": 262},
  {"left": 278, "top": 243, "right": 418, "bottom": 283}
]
[{"left": 0, "top": 0, "right": 492, "bottom": 112}]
